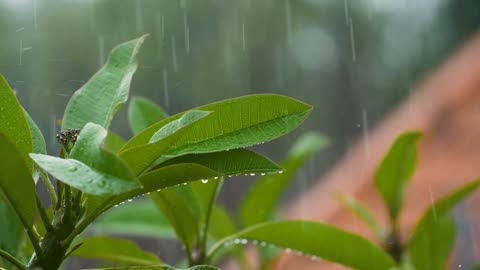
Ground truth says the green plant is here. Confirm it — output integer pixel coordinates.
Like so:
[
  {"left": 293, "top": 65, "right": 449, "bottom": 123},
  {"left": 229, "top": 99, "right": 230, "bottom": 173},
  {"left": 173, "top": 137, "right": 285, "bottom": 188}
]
[{"left": 338, "top": 131, "right": 480, "bottom": 270}]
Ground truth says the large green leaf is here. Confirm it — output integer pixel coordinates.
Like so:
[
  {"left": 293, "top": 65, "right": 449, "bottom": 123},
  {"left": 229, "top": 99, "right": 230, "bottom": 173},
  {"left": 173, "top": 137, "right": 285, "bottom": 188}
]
[
  {"left": 119, "top": 94, "right": 312, "bottom": 175},
  {"left": 92, "top": 199, "right": 175, "bottom": 239},
  {"left": 84, "top": 265, "right": 220, "bottom": 270},
  {"left": 209, "top": 221, "right": 396, "bottom": 270},
  {"left": 0, "top": 203, "right": 24, "bottom": 268},
  {"left": 104, "top": 131, "right": 127, "bottom": 153},
  {"left": 23, "top": 109, "right": 46, "bottom": 156},
  {"left": 240, "top": 132, "right": 328, "bottom": 227},
  {"left": 0, "top": 73, "right": 33, "bottom": 169},
  {"left": 70, "top": 236, "right": 161, "bottom": 265},
  {"left": 0, "top": 134, "right": 37, "bottom": 227},
  {"left": 62, "top": 35, "right": 147, "bottom": 130},
  {"left": 375, "top": 131, "right": 422, "bottom": 221},
  {"left": 209, "top": 205, "right": 236, "bottom": 241},
  {"left": 155, "top": 149, "right": 282, "bottom": 175},
  {"left": 30, "top": 154, "right": 138, "bottom": 196},
  {"left": 407, "top": 179, "right": 480, "bottom": 270},
  {"left": 149, "top": 189, "right": 198, "bottom": 254},
  {"left": 128, "top": 96, "right": 168, "bottom": 135}
]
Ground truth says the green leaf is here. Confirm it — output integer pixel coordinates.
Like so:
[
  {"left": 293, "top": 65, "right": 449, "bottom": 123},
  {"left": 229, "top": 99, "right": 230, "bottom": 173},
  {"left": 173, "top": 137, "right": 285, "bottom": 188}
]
[
  {"left": 336, "top": 194, "right": 387, "bottom": 242},
  {"left": 240, "top": 132, "right": 328, "bottom": 227},
  {"left": 128, "top": 96, "right": 168, "bottom": 135},
  {"left": 209, "top": 204, "right": 236, "bottom": 241},
  {"left": 407, "top": 179, "right": 480, "bottom": 270},
  {"left": 0, "top": 203, "right": 24, "bottom": 268},
  {"left": 92, "top": 199, "right": 175, "bottom": 239},
  {"left": 149, "top": 110, "right": 211, "bottom": 144},
  {"left": 155, "top": 149, "right": 282, "bottom": 175},
  {"left": 119, "top": 94, "right": 312, "bottom": 175},
  {"left": 70, "top": 236, "right": 161, "bottom": 265},
  {"left": 375, "top": 131, "right": 422, "bottom": 221},
  {"left": 30, "top": 154, "right": 138, "bottom": 196},
  {"left": 209, "top": 221, "right": 396, "bottom": 270},
  {"left": 30, "top": 123, "right": 140, "bottom": 195},
  {"left": 62, "top": 35, "right": 147, "bottom": 130},
  {"left": 149, "top": 189, "right": 198, "bottom": 254},
  {"left": 83, "top": 265, "right": 220, "bottom": 270},
  {"left": 104, "top": 131, "right": 127, "bottom": 153},
  {"left": 23, "top": 109, "right": 46, "bottom": 155},
  {"left": 0, "top": 134, "right": 37, "bottom": 227},
  {"left": 0, "top": 73, "right": 33, "bottom": 170}
]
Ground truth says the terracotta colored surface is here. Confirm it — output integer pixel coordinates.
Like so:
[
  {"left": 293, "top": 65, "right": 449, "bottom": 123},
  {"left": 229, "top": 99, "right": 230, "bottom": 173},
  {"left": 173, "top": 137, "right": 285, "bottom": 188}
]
[{"left": 274, "top": 32, "right": 480, "bottom": 269}]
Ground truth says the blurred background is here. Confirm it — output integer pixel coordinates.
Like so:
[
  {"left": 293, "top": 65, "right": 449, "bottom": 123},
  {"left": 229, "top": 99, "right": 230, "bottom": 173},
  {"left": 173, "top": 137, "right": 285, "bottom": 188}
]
[{"left": 0, "top": 0, "right": 479, "bottom": 268}]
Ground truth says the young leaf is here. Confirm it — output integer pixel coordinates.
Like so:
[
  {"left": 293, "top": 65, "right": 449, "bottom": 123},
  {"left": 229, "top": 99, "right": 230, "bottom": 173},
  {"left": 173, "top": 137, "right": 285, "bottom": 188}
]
[
  {"left": 407, "top": 179, "right": 480, "bottom": 270},
  {"left": 375, "top": 131, "right": 422, "bottom": 222},
  {"left": 62, "top": 35, "right": 147, "bottom": 130},
  {"left": 208, "top": 221, "right": 397, "bottom": 270},
  {"left": 92, "top": 199, "right": 175, "bottom": 239},
  {"left": 154, "top": 149, "right": 282, "bottom": 175},
  {"left": 149, "top": 189, "right": 198, "bottom": 255},
  {"left": 128, "top": 96, "right": 168, "bottom": 135},
  {"left": 0, "top": 134, "right": 37, "bottom": 227},
  {"left": 149, "top": 110, "right": 211, "bottom": 143},
  {"left": 30, "top": 153, "right": 139, "bottom": 196},
  {"left": 70, "top": 236, "right": 161, "bottom": 265},
  {"left": 23, "top": 109, "right": 46, "bottom": 155},
  {"left": 119, "top": 94, "right": 312, "bottom": 175},
  {"left": 336, "top": 194, "right": 387, "bottom": 242},
  {"left": 240, "top": 132, "right": 328, "bottom": 227},
  {"left": 0, "top": 73, "right": 33, "bottom": 170}
]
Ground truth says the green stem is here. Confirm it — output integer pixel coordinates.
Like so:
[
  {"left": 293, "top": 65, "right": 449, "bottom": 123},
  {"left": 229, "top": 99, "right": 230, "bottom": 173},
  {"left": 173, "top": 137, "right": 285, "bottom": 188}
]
[
  {"left": 38, "top": 169, "right": 57, "bottom": 206},
  {"left": 35, "top": 195, "right": 54, "bottom": 232},
  {"left": 199, "top": 179, "right": 224, "bottom": 263},
  {"left": 63, "top": 185, "right": 72, "bottom": 222},
  {"left": 0, "top": 249, "right": 26, "bottom": 270}
]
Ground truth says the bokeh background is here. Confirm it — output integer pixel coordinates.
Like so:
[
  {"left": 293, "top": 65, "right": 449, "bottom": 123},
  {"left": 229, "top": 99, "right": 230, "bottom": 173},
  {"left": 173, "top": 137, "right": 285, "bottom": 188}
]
[{"left": 0, "top": 0, "right": 479, "bottom": 268}]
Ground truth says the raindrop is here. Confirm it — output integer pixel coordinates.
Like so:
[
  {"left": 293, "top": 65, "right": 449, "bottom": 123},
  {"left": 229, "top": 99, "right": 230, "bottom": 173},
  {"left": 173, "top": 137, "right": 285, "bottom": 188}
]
[
  {"left": 260, "top": 173, "right": 266, "bottom": 176},
  {"left": 349, "top": 18, "right": 356, "bottom": 62},
  {"left": 213, "top": 176, "right": 219, "bottom": 180},
  {"left": 68, "top": 166, "right": 78, "bottom": 172},
  {"left": 249, "top": 173, "right": 256, "bottom": 176},
  {"left": 163, "top": 68, "right": 169, "bottom": 108},
  {"left": 98, "top": 181, "right": 106, "bottom": 187},
  {"left": 201, "top": 179, "right": 209, "bottom": 184},
  {"left": 183, "top": 11, "right": 190, "bottom": 54},
  {"left": 242, "top": 23, "right": 246, "bottom": 51},
  {"left": 171, "top": 37, "right": 178, "bottom": 72},
  {"left": 127, "top": 199, "right": 133, "bottom": 202}
]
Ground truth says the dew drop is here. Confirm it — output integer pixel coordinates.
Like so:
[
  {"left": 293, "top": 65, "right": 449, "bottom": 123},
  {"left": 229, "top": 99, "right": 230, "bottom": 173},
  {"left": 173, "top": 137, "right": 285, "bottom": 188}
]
[
  {"left": 260, "top": 173, "right": 266, "bottom": 176},
  {"left": 127, "top": 199, "right": 133, "bottom": 202},
  {"left": 68, "top": 166, "right": 78, "bottom": 172},
  {"left": 249, "top": 173, "right": 256, "bottom": 176},
  {"left": 201, "top": 179, "right": 209, "bottom": 184}
]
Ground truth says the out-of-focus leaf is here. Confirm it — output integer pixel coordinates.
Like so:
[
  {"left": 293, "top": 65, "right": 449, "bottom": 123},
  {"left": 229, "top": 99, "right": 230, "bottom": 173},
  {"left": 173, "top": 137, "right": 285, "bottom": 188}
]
[
  {"left": 209, "top": 221, "right": 397, "bottom": 270},
  {"left": 92, "top": 199, "right": 174, "bottom": 238},
  {"left": 83, "top": 265, "right": 220, "bottom": 270},
  {"left": 104, "top": 131, "right": 126, "bottom": 153},
  {"left": 119, "top": 94, "right": 312, "bottom": 175},
  {"left": 0, "top": 202, "right": 24, "bottom": 268},
  {"left": 407, "top": 179, "right": 480, "bottom": 270},
  {"left": 375, "top": 131, "right": 422, "bottom": 221},
  {"left": 62, "top": 35, "right": 147, "bottom": 130},
  {"left": 128, "top": 96, "right": 168, "bottom": 135},
  {"left": 240, "top": 132, "right": 328, "bottom": 227},
  {"left": 337, "top": 194, "right": 386, "bottom": 242},
  {"left": 155, "top": 149, "right": 282, "bottom": 175},
  {"left": 0, "top": 134, "right": 37, "bottom": 227},
  {"left": 70, "top": 236, "right": 161, "bottom": 265},
  {"left": 30, "top": 153, "right": 138, "bottom": 196},
  {"left": 23, "top": 108, "right": 48, "bottom": 182},
  {"left": 209, "top": 205, "right": 236, "bottom": 241},
  {"left": 149, "top": 189, "right": 198, "bottom": 254}
]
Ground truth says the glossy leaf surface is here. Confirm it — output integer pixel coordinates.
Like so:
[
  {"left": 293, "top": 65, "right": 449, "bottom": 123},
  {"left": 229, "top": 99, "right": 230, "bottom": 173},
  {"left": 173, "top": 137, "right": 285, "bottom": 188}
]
[
  {"left": 209, "top": 221, "right": 396, "bottom": 270},
  {"left": 120, "top": 94, "right": 312, "bottom": 175}
]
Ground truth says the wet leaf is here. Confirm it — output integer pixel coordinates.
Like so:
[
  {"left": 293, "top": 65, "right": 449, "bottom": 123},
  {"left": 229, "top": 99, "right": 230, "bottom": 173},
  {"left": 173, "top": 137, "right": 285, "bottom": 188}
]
[
  {"left": 209, "top": 221, "right": 397, "bottom": 270},
  {"left": 119, "top": 94, "right": 312, "bottom": 175},
  {"left": 240, "top": 132, "right": 327, "bottom": 227},
  {"left": 92, "top": 199, "right": 175, "bottom": 239},
  {"left": 62, "top": 35, "right": 147, "bottom": 130},
  {"left": 70, "top": 236, "right": 161, "bottom": 265},
  {"left": 128, "top": 96, "right": 168, "bottom": 135},
  {"left": 104, "top": 131, "right": 126, "bottom": 153},
  {"left": 407, "top": 179, "right": 480, "bottom": 270},
  {"left": 375, "top": 131, "right": 422, "bottom": 222}
]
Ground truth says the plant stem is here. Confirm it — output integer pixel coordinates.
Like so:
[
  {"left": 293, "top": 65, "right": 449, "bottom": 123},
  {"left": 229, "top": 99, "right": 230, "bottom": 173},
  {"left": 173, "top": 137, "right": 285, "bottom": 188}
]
[
  {"left": 0, "top": 249, "right": 26, "bottom": 270},
  {"left": 39, "top": 169, "right": 58, "bottom": 206},
  {"left": 64, "top": 185, "right": 72, "bottom": 222},
  {"left": 35, "top": 195, "right": 54, "bottom": 232},
  {"left": 199, "top": 179, "right": 224, "bottom": 263}
]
